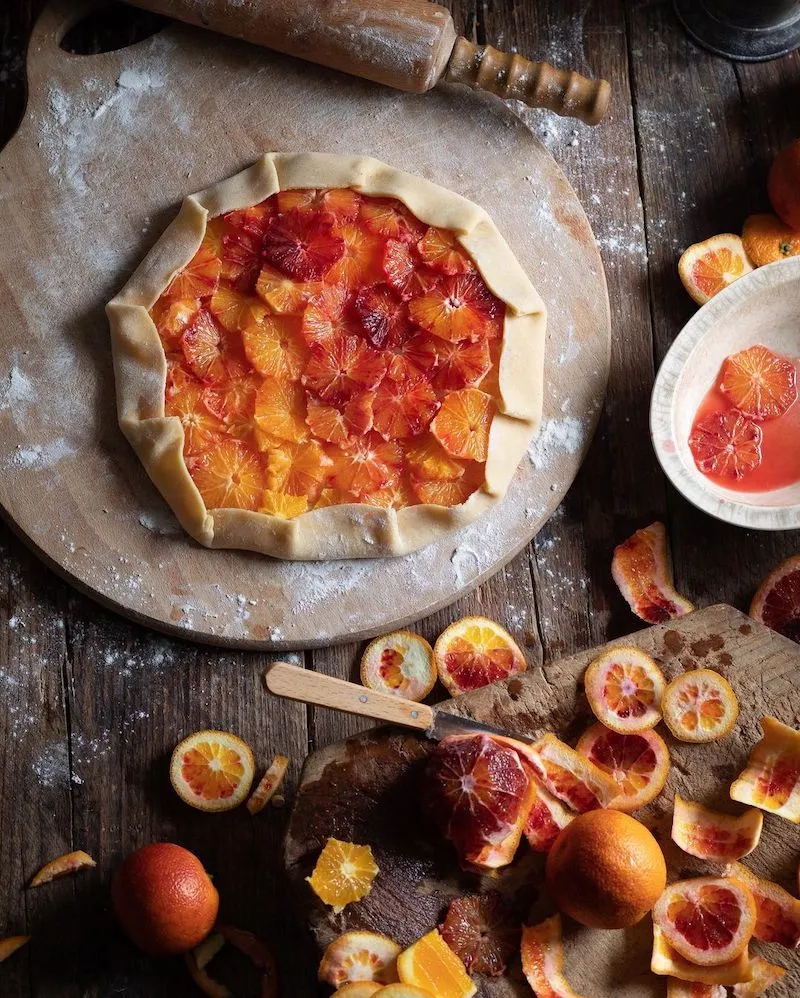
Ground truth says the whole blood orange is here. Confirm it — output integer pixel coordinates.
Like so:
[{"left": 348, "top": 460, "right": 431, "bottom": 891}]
[
  {"left": 545, "top": 810, "right": 666, "bottom": 929},
  {"left": 767, "top": 139, "right": 800, "bottom": 231},
  {"left": 111, "top": 843, "right": 219, "bottom": 955}
]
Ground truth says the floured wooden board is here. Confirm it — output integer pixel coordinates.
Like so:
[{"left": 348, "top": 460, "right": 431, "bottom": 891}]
[
  {"left": 285, "top": 605, "right": 800, "bottom": 996},
  {"left": 0, "top": 0, "right": 610, "bottom": 649}
]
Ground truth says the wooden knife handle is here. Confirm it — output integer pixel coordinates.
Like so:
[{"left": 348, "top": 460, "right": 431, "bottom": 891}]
[
  {"left": 264, "top": 662, "right": 434, "bottom": 731},
  {"left": 445, "top": 38, "right": 611, "bottom": 126}
]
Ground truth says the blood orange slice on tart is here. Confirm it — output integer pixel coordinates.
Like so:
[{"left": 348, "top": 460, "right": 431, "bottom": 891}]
[
  {"left": 576, "top": 723, "right": 670, "bottom": 812},
  {"left": 662, "top": 669, "right": 739, "bottom": 744},
  {"left": 433, "top": 616, "right": 527, "bottom": 695},
  {"left": 671, "top": 796, "right": 763, "bottom": 862},
  {"left": 725, "top": 862, "right": 800, "bottom": 948},
  {"left": 750, "top": 554, "right": 800, "bottom": 643},
  {"left": 612, "top": 522, "right": 694, "bottom": 623},
  {"left": 439, "top": 893, "right": 520, "bottom": 977},
  {"left": 359, "top": 630, "right": 436, "bottom": 702},
  {"left": 584, "top": 646, "right": 666, "bottom": 733},
  {"left": 689, "top": 410, "right": 763, "bottom": 480},
  {"left": 719, "top": 344, "right": 797, "bottom": 421},
  {"left": 520, "top": 915, "right": 583, "bottom": 998},
  {"left": 730, "top": 716, "right": 800, "bottom": 823}
]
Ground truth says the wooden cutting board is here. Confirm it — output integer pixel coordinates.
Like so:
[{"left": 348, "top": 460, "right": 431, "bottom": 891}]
[
  {"left": 0, "top": 0, "right": 610, "bottom": 650},
  {"left": 284, "top": 604, "right": 800, "bottom": 996}
]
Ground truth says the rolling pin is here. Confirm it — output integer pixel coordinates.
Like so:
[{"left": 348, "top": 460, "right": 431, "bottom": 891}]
[{"left": 123, "top": 0, "right": 610, "bottom": 125}]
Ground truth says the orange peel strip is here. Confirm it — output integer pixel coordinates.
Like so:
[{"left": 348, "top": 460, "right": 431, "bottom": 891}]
[
  {"left": 185, "top": 949, "right": 232, "bottom": 998},
  {"left": 662, "top": 669, "right": 739, "bottom": 744},
  {"left": 218, "top": 925, "right": 278, "bottom": 998},
  {"left": 730, "top": 716, "right": 800, "bottom": 823},
  {"left": 651, "top": 925, "right": 752, "bottom": 986},
  {"left": 528, "top": 733, "right": 618, "bottom": 813},
  {"left": 725, "top": 862, "right": 800, "bottom": 948},
  {"left": 671, "top": 795, "right": 763, "bottom": 862},
  {"left": 28, "top": 849, "right": 96, "bottom": 887},
  {"left": 520, "top": 915, "right": 584, "bottom": 998},
  {"left": 246, "top": 754, "right": 290, "bottom": 815},
  {"left": 318, "top": 931, "right": 401, "bottom": 988},
  {"left": 397, "top": 929, "right": 476, "bottom": 998},
  {"left": 667, "top": 981, "right": 726, "bottom": 998},
  {"left": 0, "top": 936, "right": 30, "bottom": 964},
  {"left": 612, "top": 521, "right": 694, "bottom": 624},
  {"left": 732, "top": 955, "right": 786, "bottom": 997}
]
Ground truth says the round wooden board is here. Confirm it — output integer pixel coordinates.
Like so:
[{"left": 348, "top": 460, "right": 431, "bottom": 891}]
[{"left": 0, "top": 0, "right": 610, "bottom": 649}]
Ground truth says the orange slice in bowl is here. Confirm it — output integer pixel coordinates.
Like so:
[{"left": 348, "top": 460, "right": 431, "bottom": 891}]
[
  {"left": 651, "top": 925, "right": 752, "bottom": 986},
  {"left": 750, "top": 554, "right": 800, "bottom": 643},
  {"left": 671, "top": 796, "right": 763, "bottom": 862},
  {"left": 678, "top": 234, "right": 753, "bottom": 305},
  {"left": 576, "top": 723, "right": 670, "bottom": 812},
  {"left": 689, "top": 410, "right": 763, "bottom": 480},
  {"left": 742, "top": 213, "right": 800, "bottom": 267},
  {"left": 318, "top": 931, "right": 400, "bottom": 988},
  {"left": 667, "top": 981, "right": 726, "bottom": 998},
  {"left": 523, "top": 777, "right": 575, "bottom": 852},
  {"left": 360, "top": 631, "right": 436, "bottom": 702},
  {"left": 612, "top": 522, "right": 694, "bottom": 624},
  {"left": 732, "top": 955, "right": 786, "bottom": 997},
  {"left": 584, "top": 646, "right": 666, "bottom": 732},
  {"left": 653, "top": 877, "right": 756, "bottom": 967},
  {"left": 169, "top": 729, "right": 255, "bottom": 812},
  {"left": 719, "top": 344, "right": 798, "bottom": 422},
  {"left": 520, "top": 915, "right": 583, "bottom": 998},
  {"left": 662, "top": 669, "right": 739, "bottom": 743},
  {"left": 306, "top": 839, "right": 379, "bottom": 914},
  {"left": 438, "top": 892, "right": 520, "bottom": 977},
  {"left": 529, "top": 733, "right": 618, "bottom": 813},
  {"left": 725, "top": 862, "right": 800, "bottom": 947},
  {"left": 397, "top": 929, "right": 476, "bottom": 998},
  {"left": 729, "top": 716, "right": 800, "bottom": 822},
  {"left": 434, "top": 616, "right": 527, "bottom": 696}
]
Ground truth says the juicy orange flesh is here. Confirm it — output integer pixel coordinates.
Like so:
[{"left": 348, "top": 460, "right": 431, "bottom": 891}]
[
  {"left": 684, "top": 825, "right": 752, "bottom": 860},
  {"left": 152, "top": 190, "right": 506, "bottom": 514},
  {"left": 379, "top": 648, "right": 405, "bottom": 690},
  {"left": 440, "top": 623, "right": 522, "bottom": 693},
  {"left": 760, "top": 567, "right": 800, "bottom": 642},
  {"left": 307, "top": 840, "right": 378, "bottom": 910},
  {"left": 399, "top": 929, "right": 474, "bottom": 998},
  {"left": 671, "top": 681, "right": 726, "bottom": 734},
  {"left": 753, "top": 754, "right": 800, "bottom": 809},
  {"left": 690, "top": 248, "right": 747, "bottom": 297},
  {"left": 181, "top": 741, "right": 247, "bottom": 800},
  {"left": 603, "top": 662, "right": 657, "bottom": 720},
  {"left": 586, "top": 730, "right": 657, "bottom": 795},
  {"left": 667, "top": 885, "right": 743, "bottom": 954}
]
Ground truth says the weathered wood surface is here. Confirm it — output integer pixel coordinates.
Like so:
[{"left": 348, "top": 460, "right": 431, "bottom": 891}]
[
  {"left": 287, "top": 605, "right": 800, "bottom": 997},
  {"left": 0, "top": 2, "right": 799, "bottom": 997}
]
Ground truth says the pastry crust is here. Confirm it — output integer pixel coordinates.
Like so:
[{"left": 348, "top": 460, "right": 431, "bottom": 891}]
[{"left": 107, "top": 153, "right": 546, "bottom": 559}]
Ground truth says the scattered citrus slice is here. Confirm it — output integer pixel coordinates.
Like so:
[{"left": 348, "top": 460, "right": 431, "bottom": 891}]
[
  {"left": 662, "top": 669, "right": 739, "bottom": 743},
  {"left": 265, "top": 439, "right": 330, "bottom": 497},
  {"left": 411, "top": 467, "right": 483, "bottom": 507},
  {"left": 430, "top": 338, "right": 492, "bottom": 392},
  {"left": 246, "top": 754, "right": 289, "bottom": 815},
  {"left": 651, "top": 924, "right": 752, "bottom": 985},
  {"left": 29, "top": 849, "right": 96, "bottom": 887},
  {"left": 397, "top": 928, "right": 476, "bottom": 998},
  {"left": 584, "top": 646, "right": 666, "bottom": 733},
  {"left": 726, "top": 862, "right": 800, "bottom": 947},
  {"left": 653, "top": 876, "right": 756, "bottom": 966},
  {"left": 354, "top": 283, "right": 413, "bottom": 349},
  {"left": 430, "top": 389, "right": 494, "bottom": 461},
  {"left": 742, "top": 213, "right": 800, "bottom": 267},
  {"left": 671, "top": 795, "right": 763, "bottom": 861},
  {"left": 361, "top": 199, "right": 418, "bottom": 240},
  {"left": 409, "top": 275, "right": 501, "bottom": 343},
  {"left": 575, "top": 723, "right": 670, "bottom": 812},
  {"left": 768, "top": 139, "right": 800, "bottom": 230},
  {"left": 730, "top": 715, "right": 800, "bottom": 822},
  {"left": 360, "top": 630, "right": 436, "bottom": 701},
  {"left": 327, "top": 222, "right": 384, "bottom": 288},
  {"left": 689, "top": 410, "right": 763, "bottom": 479},
  {"left": 433, "top": 616, "right": 526, "bottom": 695},
  {"left": 438, "top": 892, "right": 520, "bottom": 977},
  {"left": 165, "top": 380, "right": 226, "bottom": 455},
  {"left": 520, "top": 915, "right": 584, "bottom": 998},
  {"left": 406, "top": 436, "right": 465, "bottom": 483},
  {"left": 306, "top": 838, "right": 379, "bottom": 914},
  {"left": 191, "top": 439, "right": 266, "bottom": 511},
  {"left": 529, "top": 733, "right": 618, "bottom": 812},
  {"left": 612, "top": 522, "right": 695, "bottom": 623},
  {"left": 732, "top": 955, "right": 786, "bottom": 997},
  {"left": 221, "top": 226, "right": 262, "bottom": 291},
  {"left": 170, "top": 729, "right": 255, "bottom": 812},
  {"left": 678, "top": 234, "right": 753, "bottom": 305},
  {"left": 153, "top": 295, "right": 200, "bottom": 347},
  {"left": 332, "top": 985, "right": 384, "bottom": 998},
  {"left": 750, "top": 554, "right": 800, "bottom": 643},
  {"left": 182, "top": 309, "right": 242, "bottom": 385},
  {"left": 167, "top": 243, "right": 221, "bottom": 300},
  {"left": 0, "top": 936, "right": 30, "bottom": 964},
  {"left": 523, "top": 777, "right": 575, "bottom": 852},
  {"left": 318, "top": 931, "right": 400, "bottom": 988},
  {"left": 719, "top": 344, "right": 797, "bottom": 421},
  {"left": 667, "top": 981, "right": 726, "bottom": 998},
  {"left": 254, "top": 376, "right": 308, "bottom": 445}
]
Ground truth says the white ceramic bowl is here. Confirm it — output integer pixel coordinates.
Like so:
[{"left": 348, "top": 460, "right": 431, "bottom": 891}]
[{"left": 651, "top": 257, "right": 800, "bottom": 530}]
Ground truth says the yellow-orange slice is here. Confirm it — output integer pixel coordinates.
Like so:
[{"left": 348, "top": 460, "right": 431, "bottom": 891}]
[
  {"left": 651, "top": 925, "right": 752, "bottom": 985},
  {"left": 726, "top": 862, "right": 800, "bottom": 948},
  {"left": 433, "top": 616, "right": 527, "bottom": 696},
  {"left": 246, "top": 754, "right": 289, "bottom": 815},
  {"left": 678, "top": 234, "right": 753, "bottom": 305},
  {"left": 732, "top": 955, "right": 786, "bottom": 997},
  {"left": 306, "top": 839, "right": 378, "bottom": 914},
  {"left": 397, "top": 929, "right": 476, "bottom": 998},
  {"left": 258, "top": 490, "right": 309, "bottom": 519},
  {"left": 584, "top": 646, "right": 666, "bottom": 732},
  {"left": 520, "top": 915, "right": 584, "bottom": 998},
  {"left": 169, "top": 729, "right": 255, "bottom": 812},
  {"left": 318, "top": 931, "right": 400, "bottom": 988},
  {"left": 29, "top": 849, "right": 96, "bottom": 887},
  {"left": 667, "top": 980, "right": 726, "bottom": 998},
  {"left": 378, "top": 987, "right": 437, "bottom": 998},
  {"left": 0, "top": 936, "right": 30, "bottom": 964},
  {"left": 360, "top": 630, "right": 436, "bottom": 702},
  {"left": 662, "top": 669, "right": 739, "bottom": 743},
  {"left": 653, "top": 877, "right": 756, "bottom": 966},
  {"left": 575, "top": 723, "right": 670, "bottom": 812},
  {"left": 671, "top": 795, "right": 763, "bottom": 861},
  {"left": 730, "top": 716, "right": 800, "bottom": 823},
  {"left": 430, "top": 389, "right": 494, "bottom": 462},
  {"left": 332, "top": 985, "right": 384, "bottom": 998},
  {"left": 529, "top": 733, "right": 618, "bottom": 813}
]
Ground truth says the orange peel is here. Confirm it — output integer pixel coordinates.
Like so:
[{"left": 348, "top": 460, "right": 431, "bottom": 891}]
[
  {"left": 397, "top": 929, "right": 476, "bottom": 998},
  {"left": 433, "top": 616, "right": 527, "bottom": 696},
  {"left": 170, "top": 729, "right": 255, "bottom": 812},
  {"left": 678, "top": 233, "right": 753, "bottom": 305},
  {"left": 377, "top": 987, "right": 437, "bottom": 998},
  {"left": 528, "top": 733, "right": 618, "bottom": 813},
  {"left": 612, "top": 521, "right": 694, "bottom": 624},
  {"left": 360, "top": 631, "right": 436, "bottom": 702},
  {"left": 319, "top": 931, "right": 401, "bottom": 988},
  {"left": 246, "top": 754, "right": 289, "bottom": 815},
  {"left": 750, "top": 554, "right": 800, "bottom": 645},
  {"left": 0, "top": 936, "right": 30, "bottom": 964},
  {"left": 523, "top": 776, "right": 575, "bottom": 851},
  {"left": 185, "top": 936, "right": 231, "bottom": 998},
  {"left": 306, "top": 838, "right": 379, "bottom": 914},
  {"left": 575, "top": 723, "right": 670, "bottom": 813},
  {"left": 662, "top": 669, "right": 739, "bottom": 743},
  {"left": 584, "top": 646, "right": 665, "bottom": 733},
  {"left": 732, "top": 955, "right": 786, "bottom": 997},
  {"left": 28, "top": 849, "right": 96, "bottom": 887},
  {"left": 651, "top": 925, "right": 752, "bottom": 985},
  {"left": 520, "top": 914, "right": 584, "bottom": 998},
  {"left": 725, "top": 862, "right": 800, "bottom": 948},
  {"left": 671, "top": 795, "right": 763, "bottom": 861},
  {"left": 332, "top": 985, "right": 384, "bottom": 998},
  {"left": 730, "top": 716, "right": 800, "bottom": 823},
  {"left": 667, "top": 982, "right": 726, "bottom": 998}
]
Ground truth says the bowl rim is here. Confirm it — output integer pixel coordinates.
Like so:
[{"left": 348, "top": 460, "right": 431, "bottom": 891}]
[{"left": 650, "top": 256, "right": 800, "bottom": 531}]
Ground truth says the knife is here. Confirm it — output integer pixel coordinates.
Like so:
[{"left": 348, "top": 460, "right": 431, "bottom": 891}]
[{"left": 264, "top": 661, "right": 536, "bottom": 746}]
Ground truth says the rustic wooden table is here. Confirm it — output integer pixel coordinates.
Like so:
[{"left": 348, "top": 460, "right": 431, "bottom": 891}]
[{"left": 1, "top": 2, "right": 798, "bottom": 996}]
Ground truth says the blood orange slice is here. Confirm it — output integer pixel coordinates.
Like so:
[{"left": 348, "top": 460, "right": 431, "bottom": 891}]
[
  {"left": 277, "top": 187, "right": 361, "bottom": 222},
  {"left": 520, "top": 915, "right": 583, "bottom": 998},
  {"left": 417, "top": 228, "right": 475, "bottom": 276},
  {"left": 612, "top": 522, "right": 694, "bottom": 623},
  {"left": 575, "top": 723, "right": 670, "bottom": 812},
  {"left": 678, "top": 234, "right": 753, "bottom": 305},
  {"left": 354, "top": 283, "right": 412, "bottom": 349},
  {"left": 653, "top": 876, "right": 756, "bottom": 966},
  {"left": 330, "top": 433, "right": 403, "bottom": 497},
  {"left": 725, "top": 862, "right": 800, "bottom": 948},
  {"left": 152, "top": 296, "right": 200, "bottom": 348},
  {"left": 406, "top": 435, "right": 464, "bottom": 482},
  {"left": 165, "top": 380, "right": 226, "bottom": 456},
  {"left": 409, "top": 275, "right": 501, "bottom": 343},
  {"left": 382, "top": 239, "right": 416, "bottom": 298},
  {"left": 245, "top": 754, "right": 289, "bottom": 814},
  {"left": 689, "top": 409, "right": 763, "bottom": 480},
  {"left": 306, "top": 840, "right": 379, "bottom": 915},
  {"left": 361, "top": 199, "right": 417, "bottom": 240},
  {"left": 529, "top": 733, "right": 618, "bottom": 813},
  {"left": 255, "top": 264, "right": 319, "bottom": 315},
  {"left": 262, "top": 213, "right": 344, "bottom": 280},
  {"left": 326, "top": 223, "right": 384, "bottom": 289},
  {"left": 318, "top": 931, "right": 400, "bottom": 987},
  {"left": 750, "top": 555, "right": 800, "bottom": 643},
  {"left": 181, "top": 310, "right": 241, "bottom": 385},
  {"left": 671, "top": 795, "right": 763, "bottom": 861},
  {"left": 169, "top": 729, "right": 255, "bottom": 812},
  {"left": 667, "top": 982, "right": 726, "bottom": 998},
  {"left": 430, "top": 338, "right": 492, "bottom": 392},
  {"left": 221, "top": 228, "right": 262, "bottom": 291},
  {"left": 523, "top": 777, "right": 575, "bottom": 852},
  {"left": 651, "top": 925, "right": 752, "bottom": 986},
  {"left": 583, "top": 646, "right": 666, "bottom": 733},
  {"left": 29, "top": 850, "right": 96, "bottom": 887},
  {"left": 302, "top": 335, "right": 388, "bottom": 405},
  {"left": 300, "top": 284, "right": 357, "bottom": 344},
  {"left": 258, "top": 490, "right": 309, "bottom": 518},
  {"left": 411, "top": 467, "right": 482, "bottom": 507},
  {"left": 209, "top": 285, "right": 255, "bottom": 332},
  {"left": 166, "top": 243, "right": 221, "bottom": 300},
  {"left": 192, "top": 440, "right": 265, "bottom": 510},
  {"left": 372, "top": 359, "right": 439, "bottom": 440},
  {"left": 306, "top": 394, "right": 374, "bottom": 445},
  {"left": 719, "top": 344, "right": 797, "bottom": 421},
  {"left": 662, "top": 669, "right": 739, "bottom": 744},
  {"left": 439, "top": 893, "right": 520, "bottom": 977},
  {"left": 430, "top": 388, "right": 494, "bottom": 461},
  {"left": 732, "top": 956, "right": 786, "bottom": 997},
  {"left": 360, "top": 630, "right": 436, "bottom": 702},
  {"left": 266, "top": 439, "right": 330, "bottom": 498},
  {"left": 433, "top": 616, "right": 526, "bottom": 695},
  {"left": 730, "top": 716, "right": 800, "bottom": 823}
]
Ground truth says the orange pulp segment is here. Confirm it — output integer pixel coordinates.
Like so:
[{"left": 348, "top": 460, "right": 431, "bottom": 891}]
[
  {"left": 520, "top": 915, "right": 584, "bottom": 998},
  {"left": 584, "top": 645, "right": 666, "bottom": 732},
  {"left": 397, "top": 929, "right": 476, "bottom": 998},
  {"left": 612, "top": 522, "right": 694, "bottom": 623},
  {"left": 729, "top": 716, "right": 800, "bottom": 822},
  {"left": 661, "top": 669, "right": 739, "bottom": 743},
  {"left": 671, "top": 795, "right": 763, "bottom": 861},
  {"left": 306, "top": 839, "right": 379, "bottom": 914},
  {"left": 523, "top": 776, "right": 575, "bottom": 851}
]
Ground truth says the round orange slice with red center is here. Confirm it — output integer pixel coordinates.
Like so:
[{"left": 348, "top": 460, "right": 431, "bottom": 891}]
[
  {"left": 433, "top": 616, "right": 527, "bottom": 696},
  {"left": 170, "top": 729, "right": 255, "bottom": 812},
  {"left": 662, "top": 669, "right": 739, "bottom": 743},
  {"left": 653, "top": 877, "right": 757, "bottom": 967},
  {"left": 584, "top": 646, "right": 666, "bottom": 732},
  {"left": 750, "top": 554, "right": 800, "bottom": 643},
  {"left": 678, "top": 234, "right": 753, "bottom": 305},
  {"left": 719, "top": 344, "right": 797, "bottom": 422},
  {"left": 689, "top": 410, "right": 763, "bottom": 480},
  {"left": 576, "top": 722, "right": 670, "bottom": 812},
  {"left": 360, "top": 630, "right": 436, "bottom": 702}
]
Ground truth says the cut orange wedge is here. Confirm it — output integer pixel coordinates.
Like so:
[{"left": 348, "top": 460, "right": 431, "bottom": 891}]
[
  {"left": 612, "top": 522, "right": 694, "bottom": 624},
  {"left": 529, "top": 733, "right": 618, "bottom": 813},
  {"left": 246, "top": 754, "right": 289, "bottom": 815},
  {"left": 730, "top": 716, "right": 800, "bottom": 822},
  {"left": 523, "top": 777, "right": 575, "bottom": 852},
  {"left": 726, "top": 862, "right": 800, "bottom": 948},
  {"left": 520, "top": 915, "right": 584, "bottom": 998},
  {"left": 667, "top": 981, "right": 726, "bottom": 998},
  {"left": 575, "top": 723, "right": 670, "bottom": 812},
  {"left": 678, "top": 234, "right": 753, "bottom": 305},
  {"left": 671, "top": 795, "right": 763, "bottom": 862},
  {"left": 584, "top": 646, "right": 666, "bottom": 732},
  {"left": 169, "top": 729, "right": 255, "bottom": 812},
  {"left": 360, "top": 630, "right": 436, "bottom": 702},
  {"left": 732, "top": 955, "right": 786, "bottom": 997},
  {"left": 750, "top": 554, "right": 800, "bottom": 643},
  {"left": 651, "top": 925, "right": 752, "bottom": 986},
  {"left": 318, "top": 931, "right": 400, "bottom": 988},
  {"left": 397, "top": 929, "right": 476, "bottom": 998},
  {"left": 662, "top": 669, "right": 739, "bottom": 743},
  {"left": 29, "top": 849, "right": 96, "bottom": 887},
  {"left": 0, "top": 936, "right": 30, "bottom": 964},
  {"left": 306, "top": 839, "right": 378, "bottom": 914},
  {"left": 433, "top": 616, "right": 527, "bottom": 696},
  {"left": 653, "top": 876, "right": 756, "bottom": 967}
]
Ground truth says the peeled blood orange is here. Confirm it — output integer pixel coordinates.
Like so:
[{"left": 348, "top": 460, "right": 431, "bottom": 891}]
[
  {"left": 575, "top": 723, "right": 670, "bottom": 812},
  {"left": 750, "top": 554, "right": 800, "bottom": 644},
  {"left": 438, "top": 892, "right": 519, "bottom": 977},
  {"left": 725, "top": 862, "right": 800, "bottom": 948},
  {"left": 729, "top": 715, "right": 800, "bottom": 823},
  {"left": 583, "top": 646, "right": 666, "bottom": 733},
  {"left": 520, "top": 915, "right": 583, "bottom": 998},
  {"left": 671, "top": 795, "right": 763, "bottom": 862},
  {"left": 612, "top": 522, "right": 694, "bottom": 624}
]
